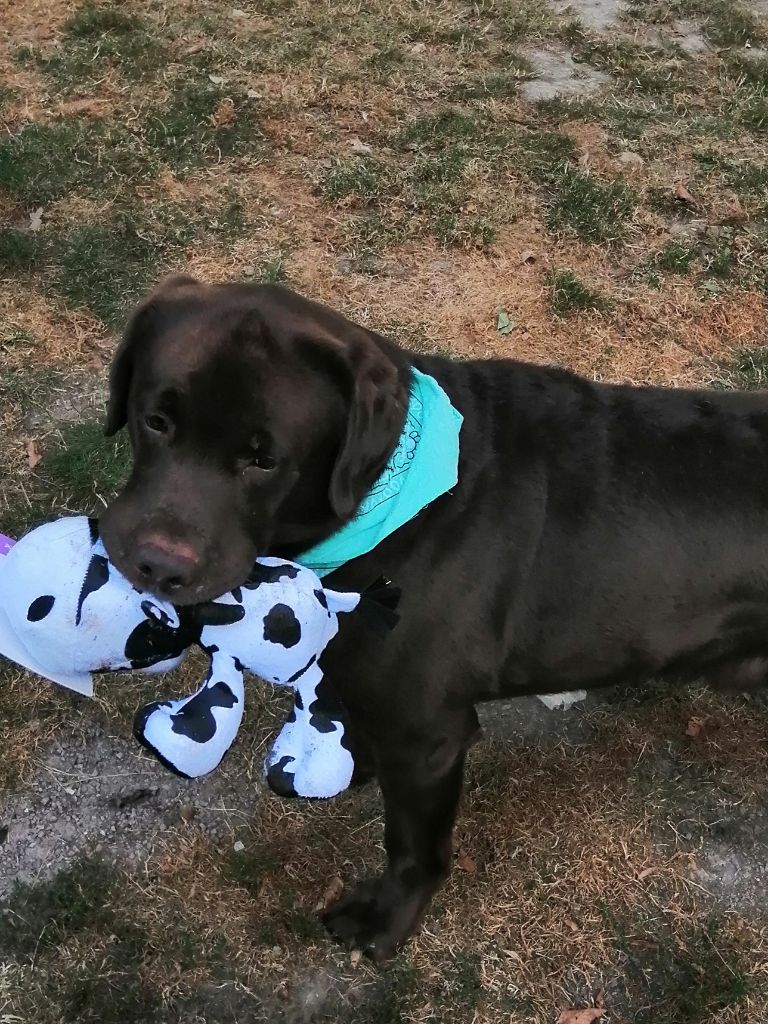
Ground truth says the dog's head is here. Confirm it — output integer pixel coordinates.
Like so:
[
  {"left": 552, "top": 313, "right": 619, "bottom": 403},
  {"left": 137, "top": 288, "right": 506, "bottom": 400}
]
[{"left": 100, "top": 276, "right": 409, "bottom": 604}]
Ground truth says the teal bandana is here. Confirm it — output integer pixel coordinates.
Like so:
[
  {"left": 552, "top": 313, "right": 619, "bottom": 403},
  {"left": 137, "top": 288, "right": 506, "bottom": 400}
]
[{"left": 298, "top": 368, "right": 463, "bottom": 577}]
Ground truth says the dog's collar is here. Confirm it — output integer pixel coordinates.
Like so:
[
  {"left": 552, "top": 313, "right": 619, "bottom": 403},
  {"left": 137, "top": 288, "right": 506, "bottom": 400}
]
[{"left": 297, "top": 368, "right": 463, "bottom": 577}]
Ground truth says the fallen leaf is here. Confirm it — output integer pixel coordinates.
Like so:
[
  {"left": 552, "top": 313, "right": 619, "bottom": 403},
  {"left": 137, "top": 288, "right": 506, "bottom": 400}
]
[
  {"left": 564, "top": 917, "right": 580, "bottom": 932},
  {"left": 314, "top": 876, "right": 344, "bottom": 912},
  {"left": 556, "top": 1008, "right": 605, "bottom": 1024},
  {"left": 674, "top": 180, "right": 696, "bottom": 204},
  {"left": 350, "top": 949, "right": 362, "bottom": 967},
  {"left": 410, "top": 42, "right": 427, "bottom": 53},
  {"left": 209, "top": 73, "right": 227, "bottom": 85},
  {"left": 686, "top": 715, "right": 707, "bottom": 738},
  {"left": 210, "top": 97, "right": 236, "bottom": 127},
  {"left": 231, "top": 7, "right": 247, "bottom": 16},
  {"left": 457, "top": 850, "right": 477, "bottom": 874},
  {"left": 595, "top": 991, "right": 606, "bottom": 1010},
  {"left": 184, "top": 42, "right": 205, "bottom": 56},
  {"left": 520, "top": 249, "right": 536, "bottom": 264},
  {"left": 637, "top": 866, "right": 655, "bottom": 881},
  {"left": 26, "top": 439, "right": 41, "bottom": 471},
  {"left": 497, "top": 308, "right": 516, "bottom": 335},
  {"left": 247, "top": 89, "right": 261, "bottom": 99},
  {"left": 233, "top": 839, "right": 245, "bottom": 853},
  {"left": 349, "top": 136, "right": 373, "bottom": 155},
  {"left": 28, "top": 207, "right": 44, "bottom": 232}
]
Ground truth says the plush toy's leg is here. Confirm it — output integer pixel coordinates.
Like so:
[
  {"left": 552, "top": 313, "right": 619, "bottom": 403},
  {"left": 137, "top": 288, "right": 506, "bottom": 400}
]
[
  {"left": 264, "top": 664, "right": 355, "bottom": 799},
  {"left": 133, "top": 653, "right": 244, "bottom": 778}
]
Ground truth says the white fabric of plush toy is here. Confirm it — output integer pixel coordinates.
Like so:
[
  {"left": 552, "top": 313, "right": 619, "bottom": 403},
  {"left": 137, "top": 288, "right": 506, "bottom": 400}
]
[{"left": 0, "top": 518, "right": 398, "bottom": 798}]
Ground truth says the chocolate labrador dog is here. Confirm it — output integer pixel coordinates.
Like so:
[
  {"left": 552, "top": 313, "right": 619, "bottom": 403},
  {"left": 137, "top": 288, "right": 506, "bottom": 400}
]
[{"left": 101, "top": 274, "right": 768, "bottom": 960}]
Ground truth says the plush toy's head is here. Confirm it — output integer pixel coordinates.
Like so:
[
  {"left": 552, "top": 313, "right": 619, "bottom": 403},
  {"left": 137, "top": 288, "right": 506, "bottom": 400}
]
[{"left": 0, "top": 517, "right": 188, "bottom": 696}]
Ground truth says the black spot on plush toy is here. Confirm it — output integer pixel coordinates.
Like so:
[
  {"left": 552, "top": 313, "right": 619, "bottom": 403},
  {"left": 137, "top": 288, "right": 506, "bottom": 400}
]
[{"left": 0, "top": 518, "right": 400, "bottom": 798}]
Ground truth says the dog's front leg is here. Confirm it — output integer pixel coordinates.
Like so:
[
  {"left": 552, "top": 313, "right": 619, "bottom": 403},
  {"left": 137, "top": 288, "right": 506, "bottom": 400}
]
[{"left": 322, "top": 707, "right": 478, "bottom": 961}]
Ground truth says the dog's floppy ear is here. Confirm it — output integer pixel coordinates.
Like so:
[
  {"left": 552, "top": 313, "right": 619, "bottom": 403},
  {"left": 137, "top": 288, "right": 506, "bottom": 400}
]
[
  {"left": 294, "top": 313, "right": 408, "bottom": 521},
  {"left": 104, "top": 275, "right": 199, "bottom": 436},
  {"left": 329, "top": 339, "right": 407, "bottom": 519}
]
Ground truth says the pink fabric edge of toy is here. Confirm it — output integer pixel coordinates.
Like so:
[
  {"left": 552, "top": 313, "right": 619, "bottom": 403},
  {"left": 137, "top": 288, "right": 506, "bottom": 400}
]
[{"left": 0, "top": 534, "right": 15, "bottom": 556}]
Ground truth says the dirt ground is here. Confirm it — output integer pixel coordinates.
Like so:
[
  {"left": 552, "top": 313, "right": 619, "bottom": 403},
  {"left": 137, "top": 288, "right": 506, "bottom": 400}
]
[{"left": 4, "top": 0, "right": 768, "bottom": 1021}]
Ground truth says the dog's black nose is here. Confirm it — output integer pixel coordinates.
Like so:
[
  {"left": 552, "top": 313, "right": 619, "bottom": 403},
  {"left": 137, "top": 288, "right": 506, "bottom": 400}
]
[{"left": 134, "top": 540, "right": 199, "bottom": 593}]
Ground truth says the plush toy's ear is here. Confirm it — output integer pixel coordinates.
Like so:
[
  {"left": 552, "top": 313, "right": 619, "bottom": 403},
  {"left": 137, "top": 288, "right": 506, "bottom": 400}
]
[{"left": 104, "top": 275, "right": 200, "bottom": 436}]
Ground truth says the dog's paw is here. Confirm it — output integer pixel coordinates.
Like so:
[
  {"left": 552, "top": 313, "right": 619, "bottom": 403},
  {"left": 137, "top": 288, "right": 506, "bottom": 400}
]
[
  {"left": 321, "top": 876, "right": 426, "bottom": 963},
  {"left": 322, "top": 879, "right": 390, "bottom": 959}
]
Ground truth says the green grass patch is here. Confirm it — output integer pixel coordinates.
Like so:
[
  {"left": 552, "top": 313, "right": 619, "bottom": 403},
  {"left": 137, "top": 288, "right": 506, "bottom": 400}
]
[
  {"left": 451, "top": 58, "right": 535, "bottom": 100},
  {"left": 607, "top": 907, "right": 750, "bottom": 1023},
  {"left": 700, "top": 2, "right": 765, "bottom": 47},
  {"left": 0, "top": 315, "right": 37, "bottom": 349},
  {"left": 0, "top": 197, "right": 247, "bottom": 326},
  {"left": 257, "top": 254, "right": 288, "bottom": 283},
  {"left": 726, "top": 51, "right": 768, "bottom": 87},
  {"left": 0, "top": 855, "right": 121, "bottom": 957},
  {"left": 571, "top": 36, "right": 693, "bottom": 96},
  {"left": 0, "top": 83, "right": 16, "bottom": 113},
  {"left": 1, "top": 418, "right": 132, "bottom": 536},
  {"left": 714, "top": 347, "right": 768, "bottom": 390},
  {"left": 39, "top": 421, "right": 131, "bottom": 510},
  {"left": 695, "top": 152, "right": 768, "bottom": 194},
  {"left": 520, "top": 129, "right": 578, "bottom": 179},
  {"left": 550, "top": 269, "right": 612, "bottom": 316},
  {"left": 0, "top": 228, "right": 41, "bottom": 271},
  {"left": 145, "top": 79, "right": 266, "bottom": 172},
  {"left": 0, "top": 857, "right": 241, "bottom": 1024},
  {"left": 656, "top": 240, "right": 698, "bottom": 273},
  {"left": 40, "top": 3, "right": 166, "bottom": 89},
  {"left": 0, "top": 367, "right": 64, "bottom": 417},
  {"left": 0, "top": 85, "right": 264, "bottom": 206},
  {"left": 321, "top": 158, "right": 393, "bottom": 206},
  {"left": 0, "top": 120, "right": 151, "bottom": 204},
  {"left": 47, "top": 221, "right": 162, "bottom": 328},
  {"left": 547, "top": 170, "right": 637, "bottom": 243}
]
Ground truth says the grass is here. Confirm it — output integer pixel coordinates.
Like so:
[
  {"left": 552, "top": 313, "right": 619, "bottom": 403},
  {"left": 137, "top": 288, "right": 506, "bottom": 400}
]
[
  {"left": 547, "top": 170, "right": 637, "bottom": 243},
  {"left": 144, "top": 80, "right": 267, "bottom": 171},
  {"left": 656, "top": 240, "right": 698, "bottom": 274},
  {"left": 0, "top": 120, "right": 151, "bottom": 205},
  {"left": 49, "top": 223, "right": 162, "bottom": 328},
  {"left": 550, "top": 269, "right": 612, "bottom": 316},
  {"left": 0, "top": 855, "right": 121, "bottom": 958},
  {"left": 0, "top": 228, "right": 40, "bottom": 271},
  {"left": 3, "top": 0, "right": 768, "bottom": 1020},
  {"left": 714, "top": 347, "right": 768, "bottom": 390},
  {"left": 38, "top": 422, "right": 131, "bottom": 509},
  {"left": 40, "top": 4, "right": 167, "bottom": 90}
]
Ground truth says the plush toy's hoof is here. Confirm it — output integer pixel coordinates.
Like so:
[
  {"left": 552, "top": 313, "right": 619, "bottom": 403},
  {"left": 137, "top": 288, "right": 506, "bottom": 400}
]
[
  {"left": 133, "top": 676, "right": 244, "bottom": 779},
  {"left": 265, "top": 756, "right": 298, "bottom": 798},
  {"left": 133, "top": 703, "right": 192, "bottom": 780}
]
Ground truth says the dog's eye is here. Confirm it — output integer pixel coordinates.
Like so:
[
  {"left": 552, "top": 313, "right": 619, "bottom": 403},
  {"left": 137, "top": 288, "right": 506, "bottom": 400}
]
[{"left": 145, "top": 414, "right": 170, "bottom": 435}]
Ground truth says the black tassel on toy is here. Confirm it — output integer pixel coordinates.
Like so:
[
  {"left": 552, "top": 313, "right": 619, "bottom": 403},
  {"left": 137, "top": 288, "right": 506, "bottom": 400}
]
[{"left": 356, "top": 577, "right": 402, "bottom": 637}]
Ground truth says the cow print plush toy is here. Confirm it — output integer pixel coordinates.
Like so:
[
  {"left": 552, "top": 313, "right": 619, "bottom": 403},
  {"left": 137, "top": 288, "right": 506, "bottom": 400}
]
[{"left": 0, "top": 517, "right": 399, "bottom": 799}]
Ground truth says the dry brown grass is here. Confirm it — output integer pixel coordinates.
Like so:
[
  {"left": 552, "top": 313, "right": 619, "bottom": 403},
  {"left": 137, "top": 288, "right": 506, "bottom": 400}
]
[{"left": 3, "top": 0, "right": 768, "bottom": 1019}]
